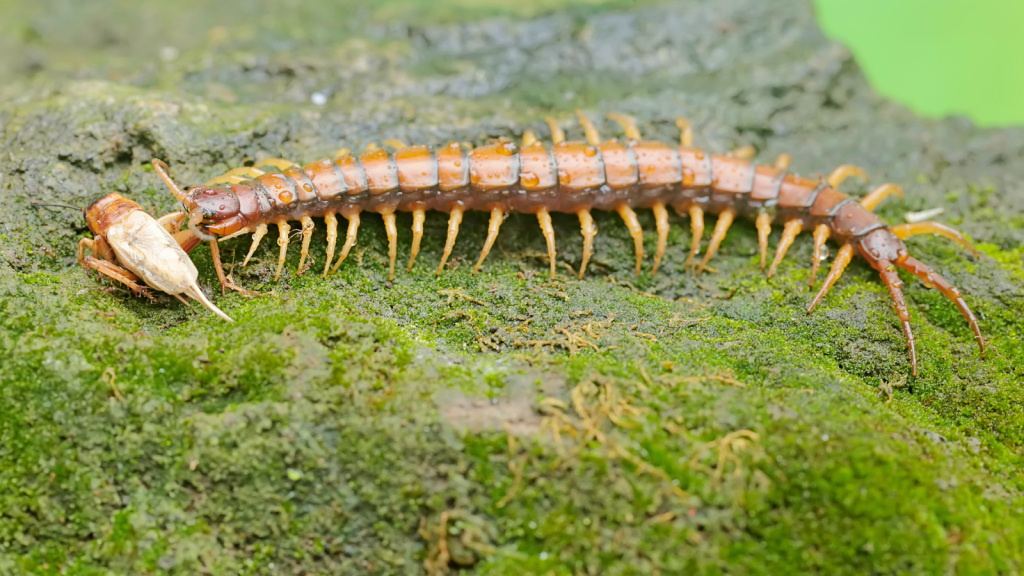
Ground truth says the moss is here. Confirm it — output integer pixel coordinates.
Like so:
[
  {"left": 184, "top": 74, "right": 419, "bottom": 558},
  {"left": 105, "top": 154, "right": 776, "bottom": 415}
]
[{"left": 2, "top": 0, "right": 1024, "bottom": 574}]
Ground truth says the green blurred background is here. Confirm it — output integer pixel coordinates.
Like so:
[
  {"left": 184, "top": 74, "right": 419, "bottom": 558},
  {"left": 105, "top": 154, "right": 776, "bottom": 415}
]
[{"left": 815, "top": 0, "right": 1024, "bottom": 127}]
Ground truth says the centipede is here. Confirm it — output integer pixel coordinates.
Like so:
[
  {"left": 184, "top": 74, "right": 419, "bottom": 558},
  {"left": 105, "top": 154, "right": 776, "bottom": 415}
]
[{"left": 129, "top": 109, "right": 983, "bottom": 375}]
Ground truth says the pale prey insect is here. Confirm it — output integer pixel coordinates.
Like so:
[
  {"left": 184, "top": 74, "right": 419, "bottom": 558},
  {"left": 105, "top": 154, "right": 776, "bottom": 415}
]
[{"left": 145, "top": 110, "right": 982, "bottom": 374}]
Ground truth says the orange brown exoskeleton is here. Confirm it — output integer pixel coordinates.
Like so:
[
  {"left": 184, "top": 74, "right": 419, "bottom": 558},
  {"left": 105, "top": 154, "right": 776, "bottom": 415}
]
[
  {"left": 146, "top": 110, "right": 984, "bottom": 375},
  {"left": 79, "top": 193, "right": 233, "bottom": 322}
]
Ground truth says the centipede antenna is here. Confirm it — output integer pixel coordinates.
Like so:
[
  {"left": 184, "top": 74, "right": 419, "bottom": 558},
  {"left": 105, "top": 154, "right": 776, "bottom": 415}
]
[{"left": 152, "top": 159, "right": 189, "bottom": 204}]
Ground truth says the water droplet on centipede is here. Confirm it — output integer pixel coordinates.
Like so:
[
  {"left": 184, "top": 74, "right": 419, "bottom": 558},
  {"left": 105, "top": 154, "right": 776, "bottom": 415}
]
[
  {"left": 558, "top": 169, "right": 570, "bottom": 183},
  {"left": 303, "top": 183, "right": 313, "bottom": 192},
  {"left": 219, "top": 205, "right": 225, "bottom": 210},
  {"left": 584, "top": 146, "right": 597, "bottom": 157},
  {"left": 498, "top": 142, "right": 517, "bottom": 155},
  {"left": 819, "top": 245, "right": 829, "bottom": 260},
  {"left": 203, "top": 189, "right": 217, "bottom": 196},
  {"left": 280, "top": 191, "right": 293, "bottom": 202},
  {"left": 454, "top": 160, "right": 461, "bottom": 167},
  {"left": 448, "top": 142, "right": 461, "bottom": 150},
  {"left": 694, "top": 151, "right": 705, "bottom": 160},
  {"left": 521, "top": 172, "right": 540, "bottom": 187}
]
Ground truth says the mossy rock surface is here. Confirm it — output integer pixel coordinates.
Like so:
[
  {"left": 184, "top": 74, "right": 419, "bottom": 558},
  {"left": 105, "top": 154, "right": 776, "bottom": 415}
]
[{"left": 2, "top": 0, "right": 1024, "bottom": 574}]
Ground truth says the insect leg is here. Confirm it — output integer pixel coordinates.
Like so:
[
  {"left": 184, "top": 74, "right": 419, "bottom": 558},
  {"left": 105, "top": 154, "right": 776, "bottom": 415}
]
[
  {"left": 575, "top": 109, "right": 601, "bottom": 145},
  {"left": 898, "top": 256, "right": 985, "bottom": 357},
  {"left": 807, "top": 243, "right": 854, "bottom": 312},
  {"left": 767, "top": 219, "right": 803, "bottom": 279},
  {"left": 156, "top": 211, "right": 187, "bottom": 234},
  {"left": 323, "top": 212, "right": 338, "bottom": 278},
  {"left": 607, "top": 112, "right": 642, "bottom": 141},
  {"left": 331, "top": 212, "right": 361, "bottom": 274},
  {"left": 408, "top": 208, "right": 426, "bottom": 272},
  {"left": 296, "top": 216, "right": 315, "bottom": 275},
  {"left": 577, "top": 208, "right": 597, "bottom": 279},
  {"left": 891, "top": 222, "right": 980, "bottom": 256},
  {"left": 809, "top": 223, "right": 830, "bottom": 286},
  {"left": 755, "top": 212, "right": 771, "bottom": 269},
  {"left": 381, "top": 210, "right": 397, "bottom": 281},
  {"left": 879, "top": 261, "right": 918, "bottom": 376},
  {"left": 860, "top": 184, "right": 904, "bottom": 211},
  {"left": 696, "top": 208, "right": 735, "bottom": 274},
  {"left": 436, "top": 206, "right": 464, "bottom": 276},
  {"left": 472, "top": 207, "right": 504, "bottom": 275},
  {"left": 651, "top": 201, "right": 669, "bottom": 275},
  {"left": 826, "top": 164, "right": 869, "bottom": 188},
  {"left": 83, "top": 256, "right": 151, "bottom": 298},
  {"left": 78, "top": 236, "right": 115, "bottom": 265},
  {"left": 616, "top": 205, "right": 645, "bottom": 277},
  {"left": 685, "top": 205, "right": 704, "bottom": 269},
  {"left": 243, "top": 223, "right": 268, "bottom": 267},
  {"left": 537, "top": 208, "right": 557, "bottom": 280},
  {"left": 274, "top": 220, "right": 291, "bottom": 282}
]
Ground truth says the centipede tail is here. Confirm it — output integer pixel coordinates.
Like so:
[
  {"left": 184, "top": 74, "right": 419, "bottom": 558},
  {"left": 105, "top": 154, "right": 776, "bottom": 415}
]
[{"left": 151, "top": 109, "right": 986, "bottom": 373}]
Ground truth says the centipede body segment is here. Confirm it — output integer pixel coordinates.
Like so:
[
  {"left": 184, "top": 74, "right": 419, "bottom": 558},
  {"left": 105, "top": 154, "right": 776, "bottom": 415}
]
[{"left": 145, "top": 110, "right": 985, "bottom": 375}]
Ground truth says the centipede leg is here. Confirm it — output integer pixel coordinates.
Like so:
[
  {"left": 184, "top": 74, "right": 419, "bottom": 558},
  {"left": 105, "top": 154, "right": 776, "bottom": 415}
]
[
  {"left": 436, "top": 206, "right": 464, "bottom": 276},
  {"left": 296, "top": 216, "right": 314, "bottom": 275},
  {"left": 809, "top": 223, "right": 830, "bottom": 287},
  {"left": 675, "top": 117, "right": 694, "bottom": 147},
  {"left": 891, "top": 222, "right": 981, "bottom": 256},
  {"left": 807, "top": 243, "right": 854, "bottom": 312},
  {"left": 755, "top": 212, "right": 771, "bottom": 269},
  {"left": 577, "top": 208, "right": 597, "bottom": 279},
  {"left": 575, "top": 109, "right": 601, "bottom": 145},
  {"left": 729, "top": 145, "right": 756, "bottom": 160},
  {"left": 254, "top": 158, "right": 300, "bottom": 171},
  {"left": 522, "top": 130, "right": 538, "bottom": 147},
  {"left": 205, "top": 166, "right": 266, "bottom": 186},
  {"left": 696, "top": 208, "right": 735, "bottom": 275},
  {"left": 473, "top": 207, "right": 504, "bottom": 275},
  {"left": 617, "top": 205, "right": 645, "bottom": 277},
  {"left": 651, "top": 201, "right": 669, "bottom": 275},
  {"left": 381, "top": 210, "right": 397, "bottom": 281},
  {"left": 383, "top": 139, "right": 408, "bottom": 151},
  {"left": 878, "top": 261, "right": 918, "bottom": 376},
  {"left": 331, "top": 212, "right": 361, "bottom": 274},
  {"left": 774, "top": 153, "right": 792, "bottom": 170},
  {"left": 767, "top": 219, "right": 803, "bottom": 279},
  {"left": 861, "top": 184, "right": 904, "bottom": 211},
  {"left": 607, "top": 112, "right": 642, "bottom": 141},
  {"left": 898, "top": 256, "right": 985, "bottom": 357},
  {"left": 685, "top": 205, "right": 704, "bottom": 269},
  {"left": 826, "top": 164, "right": 869, "bottom": 188},
  {"left": 274, "top": 220, "right": 291, "bottom": 282},
  {"left": 242, "top": 223, "right": 268, "bottom": 267},
  {"left": 156, "top": 211, "right": 187, "bottom": 234},
  {"left": 537, "top": 208, "right": 557, "bottom": 280},
  {"left": 545, "top": 118, "right": 566, "bottom": 144},
  {"left": 408, "top": 208, "right": 426, "bottom": 272},
  {"left": 323, "top": 211, "right": 338, "bottom": 278}
]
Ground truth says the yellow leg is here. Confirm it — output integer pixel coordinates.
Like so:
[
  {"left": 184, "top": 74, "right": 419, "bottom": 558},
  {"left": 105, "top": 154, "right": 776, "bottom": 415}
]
[
  {"left": 826, "top": 164, "right": 869, "bottom": 188},
  {"left": 242, "top": 223, "right": 268, "bottom": 266},
  {"left": 296, "top": 216, "right": 314, "bottom": 275},
  {"left": 809, "top": 223, "right": 830, "bottom": 287},
  {"left": 607, "top": 112, "right": 642, "bottom": 141},
  {"left": 891, "top": 221, "right": 980, "bottom": 257},
  {"left": 382, "top": 211, "right": 397, "bottom": 281},
  {"left": 807, "top": 243, "right": 854, "bottom": 312},
  {"left": 545, "top": 118, "right": 566, "bottom": 144},
  {"left": 767, "top": 219, "right": 802, "bottom": 279},
  {"left": 675, "top": 117, "right": 694, "bottom": 147},
  {"left": 331, "top": 212, "right": 360, "bottom": 273},
  {"left": 755, "top": 212, "right": 772, "bottom": 269},
  {"left": 774, "top": 153, "right": 792, "bottom": 170},
  {"left": 206, "top": 166, "right": 265, "bottom": 186},
  {"left": 436, "top": 207, "right": 464, "bottom": 276},
  {"left": 577, "top": 209, "right": 597, "bottom": 279},
  {"left": 333, "top": 147, "right": 352, "bottom": 161},
  {"left": 522, "top": 130, "right": 538, "bottom": 147},
  {"left": 254, "top": 158, "right": 299, "bottom": 171},
  {"left": 537, "top": 208, "right": 557, "bottom": 280},
  {"left": 323, "top": 212, "right": 338, "bottom": 278},
  {"left": 408, "top": 208, "right": 426, "bottom": 272},
  {"left": 274, "top": 220, "right": 291, "bottom": 282},
  {"left": 696, "top": 209, "right": 735, "bottom": 274},
  {"left": 616, "top": 205, "right": 645, "bottom": 276},
  {"left": 575, "top": 109, "right": 601, "bottom": 145},
  {"left": 473, "top": 207, "right": 505, "bottom": 275},
  {"left": 383, "top": 138, "right": 408, "bottom": 151},
  {"left": 860, "top": 183, "right": 904, "bottom": 211},
  {"left": 364, "top": 142, "right": 379, "bottom": 151},
  {"left": 729, "top": 145, "right": 756, "bottom": 160},
  {"left": 651, "top": 201, "right": 669, "bottom": 275},
  {"left": 685, "top": 205, "right": 704, "bottom": 268}
]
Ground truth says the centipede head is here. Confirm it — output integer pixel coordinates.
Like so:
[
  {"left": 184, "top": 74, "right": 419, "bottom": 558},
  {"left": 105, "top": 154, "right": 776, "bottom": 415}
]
[
  {"left": 151, "top": 159, "right": 242, "bottom": 240},
  {"left": 857, "top": 228, "right": 910, "bottom": 270}
]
